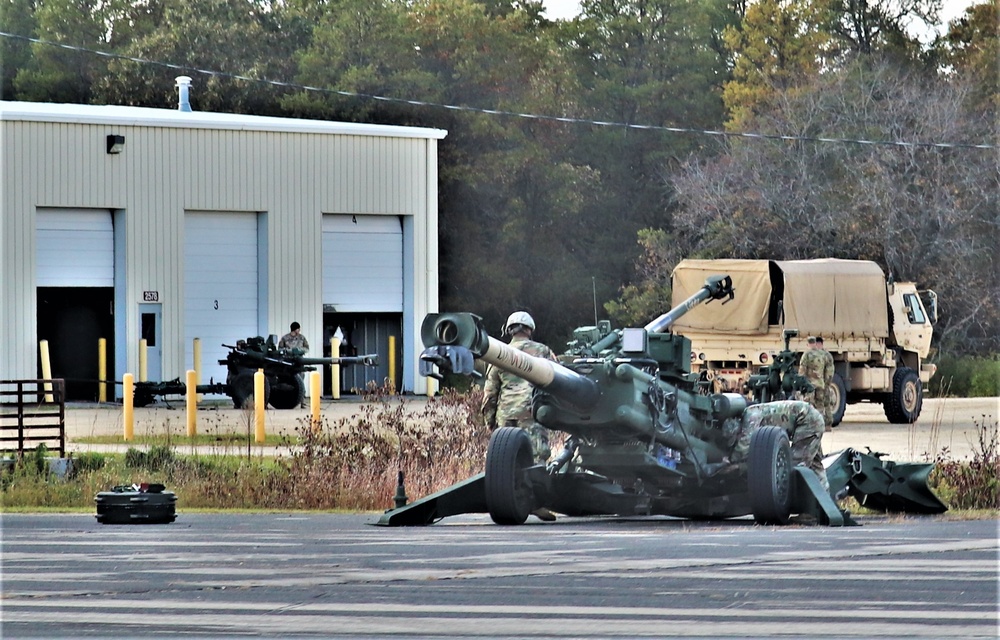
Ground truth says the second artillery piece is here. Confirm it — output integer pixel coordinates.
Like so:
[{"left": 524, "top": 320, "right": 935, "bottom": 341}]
[
  {"left": 378, "top": 275, "right": 945, "bottom": 527},
  {"left": 133, "top": 335, "right": 378, "bottom": 409}
]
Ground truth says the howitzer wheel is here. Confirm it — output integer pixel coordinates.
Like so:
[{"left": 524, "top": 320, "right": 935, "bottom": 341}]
[
  {"left": 485, "top": 427, "right": 534, "bottom": 525},
  {"left": 269, "top": 375, "right": 305, "bottom": 410},
  {"left": 133, "top": 388, "right": 156, "bottom": 408},
  {"left": 748, "top": 426, "right": 792, "bottom": 525},
  {"left": 231, "top": 372, "right": 270, "bottom": 409}
]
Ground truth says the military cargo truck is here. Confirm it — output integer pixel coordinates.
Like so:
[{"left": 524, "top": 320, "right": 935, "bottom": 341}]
[{"left": 670, "top": 259, "right": 937, "bottom": 425}]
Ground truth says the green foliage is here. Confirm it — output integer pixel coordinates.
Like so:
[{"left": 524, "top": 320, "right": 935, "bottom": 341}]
[
  {"left": 124, "top": 444, "right": 176, "bottom": 471},
  {"left": 604, "top": 228, "right": 675, "bottom": 327},
  {"left": 970, "top": 360, "right": 1000, "bottom": 398},
  {"left": 929, "top": 417, "right": 999, "bottom": 510},
  {"left": 930, "top": 355, "right": 1000, "bottom": 397},
  {"left": 68, "top": 451, "right": 107, "bottom": 478}
]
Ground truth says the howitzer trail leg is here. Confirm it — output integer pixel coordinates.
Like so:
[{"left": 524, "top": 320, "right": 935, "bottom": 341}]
[
  {"left": 823, "top": 448, "right": 947, "bottom": 514},
  {"left": 375, "top": 474, "right": 487, "bottom": 526},
  {"left": 790, "top": 467, "right": 854, "bottom": 526}
]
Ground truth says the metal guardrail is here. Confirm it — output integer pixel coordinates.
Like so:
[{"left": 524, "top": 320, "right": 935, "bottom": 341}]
[{"left": 0, "top": 379, "right": 66, "bottom": 457}]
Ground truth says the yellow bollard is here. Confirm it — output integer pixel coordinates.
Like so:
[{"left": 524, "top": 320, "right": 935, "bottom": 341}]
[
  {"left": 330, "top": 337, "right": 341, "bottom": 400},
  {"left": 39, "top": 340, "right": 54, "bottom": 403},
  {"left": 139, "top": 339, "right": 148, "bottom": 383},
  {"left": 254, "top": 369, "right": 266, "bottom": 443},
  {"left": 186, "top": 369, "right": 197, "bottom": 437},
  {"left": 193, "top": 338, "right": 203, "bottom": 402},
  {"left": 123, "top": 373, "right": 134, "bottom": 441},
  {"left": 388, "top": 335, "right": 397, "bottom": 395},
  {"left": 98, "top": 338, "right": 107, "bottom": 403},
  {"left": 426, "top": 375, "right": 435, "bottom": 398},
  {"left": 310, "top": 371, "right": 321, "bottom": 431}
]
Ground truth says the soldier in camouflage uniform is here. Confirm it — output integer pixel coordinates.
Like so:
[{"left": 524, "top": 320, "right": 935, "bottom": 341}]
[
  {"left": 279, "top": 322, "right": 310, "bottom": 407},
  {"left": 728, "top": 400, "right": 828, "bottom": 491},
  {"left": 482, "top": 311, "right": 558, "bottom": 464},
  {"left": 278, "top": 322, "right": 310, "bottom": 353},
  {"left": 482, "top": 311, "right": 560, "bottom": 521},
  {"left": 797, "top": 336, "right": 835, "bottom": 431}
]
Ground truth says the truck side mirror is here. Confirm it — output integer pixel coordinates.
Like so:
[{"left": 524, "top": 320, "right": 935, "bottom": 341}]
[{"left": 922, "top": 290, "right": 938, "bottom": 324}]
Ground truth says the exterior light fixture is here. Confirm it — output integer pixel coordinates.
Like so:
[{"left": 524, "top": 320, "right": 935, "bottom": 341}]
[{"left": 106, "top": 134, "right": 125, "bottom": 154}]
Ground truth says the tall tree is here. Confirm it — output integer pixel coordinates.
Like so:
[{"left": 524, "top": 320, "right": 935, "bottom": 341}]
[
  {"left": 12, "top": 0, "right": 124, "bottom": 102},
  {"left": 722, "top": 0, "right": 828, "bottom": 129},
  {"left": 646, "top": 57, "right": 997, "bottom": 353},
  {"left": 283, "top": 0, "right": 433, "bottom": 124},
  {"left": 815, "top": 0, "right": 940, "bottom": 60},
  {"left": 937, "top": 0, "right": 998, "bottom": 112},
  {"left": 96, "top": 0, "right": 291, "bottom": 113},
  {"left": 1, "top": 0, "right": 38, "bottom": 100},
  {"left": 556, "top": 0, "right": 732, "bottom": 325}
]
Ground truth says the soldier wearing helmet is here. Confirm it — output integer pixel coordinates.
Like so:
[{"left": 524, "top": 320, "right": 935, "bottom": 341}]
[{"left": 482, "top": 311, "right": 559, "bottom": 521}]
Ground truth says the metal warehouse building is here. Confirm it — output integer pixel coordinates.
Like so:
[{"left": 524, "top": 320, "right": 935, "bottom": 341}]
[{"left": 0, "top": 99, "right": 446, "bottom": 400}]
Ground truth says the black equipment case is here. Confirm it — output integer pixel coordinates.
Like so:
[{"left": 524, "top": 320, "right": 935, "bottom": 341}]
[{"left": 95, "top": 483, "right": 177, "bottom": 524}]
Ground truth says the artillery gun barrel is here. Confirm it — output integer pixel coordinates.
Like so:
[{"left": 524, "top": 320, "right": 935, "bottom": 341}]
[
  {"left": 421, "top": 313, "right": 599, "bottom": 410},
  {"left": 644, "top": 274, "right": 734, "bottom": 333},
  {"left": 296, "top": 354, "right": 379, "bottom": 367}
]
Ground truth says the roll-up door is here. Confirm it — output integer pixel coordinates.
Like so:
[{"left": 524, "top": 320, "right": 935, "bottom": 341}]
[
  {"left": 322, "top": 215, "right": 402, "bottom": 312},
  {"left": 35, "top": 208, "right": 115, "bottom": 400},
  {"left": 185, "top": 212, "right": 259, "bottom": 388},
  {"left": 36, "top": 208, "right": 113, "bottom": 286}
]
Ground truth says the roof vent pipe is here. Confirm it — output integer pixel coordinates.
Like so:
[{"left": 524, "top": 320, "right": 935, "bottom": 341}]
[{"left": 175, "top": 76, "right": 193, "bottom": 112}]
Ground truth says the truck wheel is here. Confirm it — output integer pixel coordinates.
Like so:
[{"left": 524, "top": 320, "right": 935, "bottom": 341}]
[
  {"left": 748, "top": 426, "right": 792, "bottom": 525},
  {"left": 269, "top": 375, "right": 305, "bottom": 410},
  {"left": 830, "top": 373, "right": 847, "bottom": 427},
  {"left": 485, "top": 427, "right": 534, "bottom": 525},
  {"left": 884, "top": 367, "right": 922, "bottom": 424},
  {"left": 231, "top": 373, "right": 270, "bottom": 409}
]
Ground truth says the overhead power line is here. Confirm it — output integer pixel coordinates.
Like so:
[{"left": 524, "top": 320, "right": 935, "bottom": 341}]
[{"left": 1, "top": 31, "right": 994, "bottom": 150}]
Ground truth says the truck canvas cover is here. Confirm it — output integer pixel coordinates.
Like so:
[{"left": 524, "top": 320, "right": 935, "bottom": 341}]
[{"left": 670, "top": 259, "right": 889, "bottom": 339}]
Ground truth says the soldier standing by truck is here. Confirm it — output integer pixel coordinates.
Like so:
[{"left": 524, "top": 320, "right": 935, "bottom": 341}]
[{"left": 798, "top": 336, "right": 835, "bottom": 430}]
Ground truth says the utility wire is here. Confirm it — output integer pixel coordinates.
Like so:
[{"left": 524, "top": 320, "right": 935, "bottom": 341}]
[{"left": 1, "top": 31, "right": 994, "bottom": 150}]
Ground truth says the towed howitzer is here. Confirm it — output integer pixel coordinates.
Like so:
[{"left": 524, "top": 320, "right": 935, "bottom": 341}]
[
  {"left": 378, "top": 275, "right": 946, "bottom": 527},
  {"left": 132, "top": 335, "right": 378, "bottom": 409},
  {"left": 748, "top": 329, "right": 814, "bottom": 403},
  {"left": 220, "top": 335, "right": 378, "bottom": 409}
]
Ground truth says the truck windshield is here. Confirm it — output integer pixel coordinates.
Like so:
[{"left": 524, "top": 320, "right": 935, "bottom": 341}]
[{"left": 904, "top": 293, "right": 926, "bottom": 324}]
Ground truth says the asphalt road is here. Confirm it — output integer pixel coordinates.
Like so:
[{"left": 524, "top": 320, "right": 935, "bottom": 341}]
[{"left": 2, "top": 513, "right": 997, "bottom": 639}]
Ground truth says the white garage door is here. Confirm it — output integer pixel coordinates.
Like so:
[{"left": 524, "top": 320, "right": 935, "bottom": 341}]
[
  {"left": 185, "top": 212, "right": 259, "bottom": 386},
  {"left": 36, "top": 208, "right": 114, "bottom": 286},
  {"left": 322, "top": 215, "right": 403, "bottom": 312}
]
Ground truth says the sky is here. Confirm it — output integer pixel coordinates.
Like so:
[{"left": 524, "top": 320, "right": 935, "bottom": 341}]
[{"left": 541, "top": 0, "right": 980, "bottom": 35}]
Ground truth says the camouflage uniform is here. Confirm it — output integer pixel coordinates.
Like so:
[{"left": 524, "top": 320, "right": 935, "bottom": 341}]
[
  {"left": 482, "top": 337, "right": 558, "bottom": 464},
  {"left": 819, "top": 347, "right": 835, "bottom": 426},
  {"left": 798, "top": 347, "right": 834, "bottom": 429},
  {"left": 279, "top": 331, "right": 309, "bottom": 353},
  {"left": 730, "top": 400, "right": 828, "bottom": 491}
]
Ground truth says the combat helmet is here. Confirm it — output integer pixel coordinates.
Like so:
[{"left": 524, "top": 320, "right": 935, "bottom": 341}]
[{"left": 503, "top": 311, "right": 535, "bottom": 336}]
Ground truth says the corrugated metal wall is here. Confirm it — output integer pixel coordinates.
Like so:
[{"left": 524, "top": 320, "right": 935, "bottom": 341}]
[{"left": 1, "top": 107, "right": 442, "bottom": 394}]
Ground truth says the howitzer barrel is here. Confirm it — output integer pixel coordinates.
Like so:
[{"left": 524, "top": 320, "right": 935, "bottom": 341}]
[
  {"left": 296, "top": 355, "right": 379, "bottom": 367},
  {"left": 644, "top": 274, "right": 734, "bottom": 333},
  {"left": 421, "top": 313, "right": 599, "bottom": 409}
]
